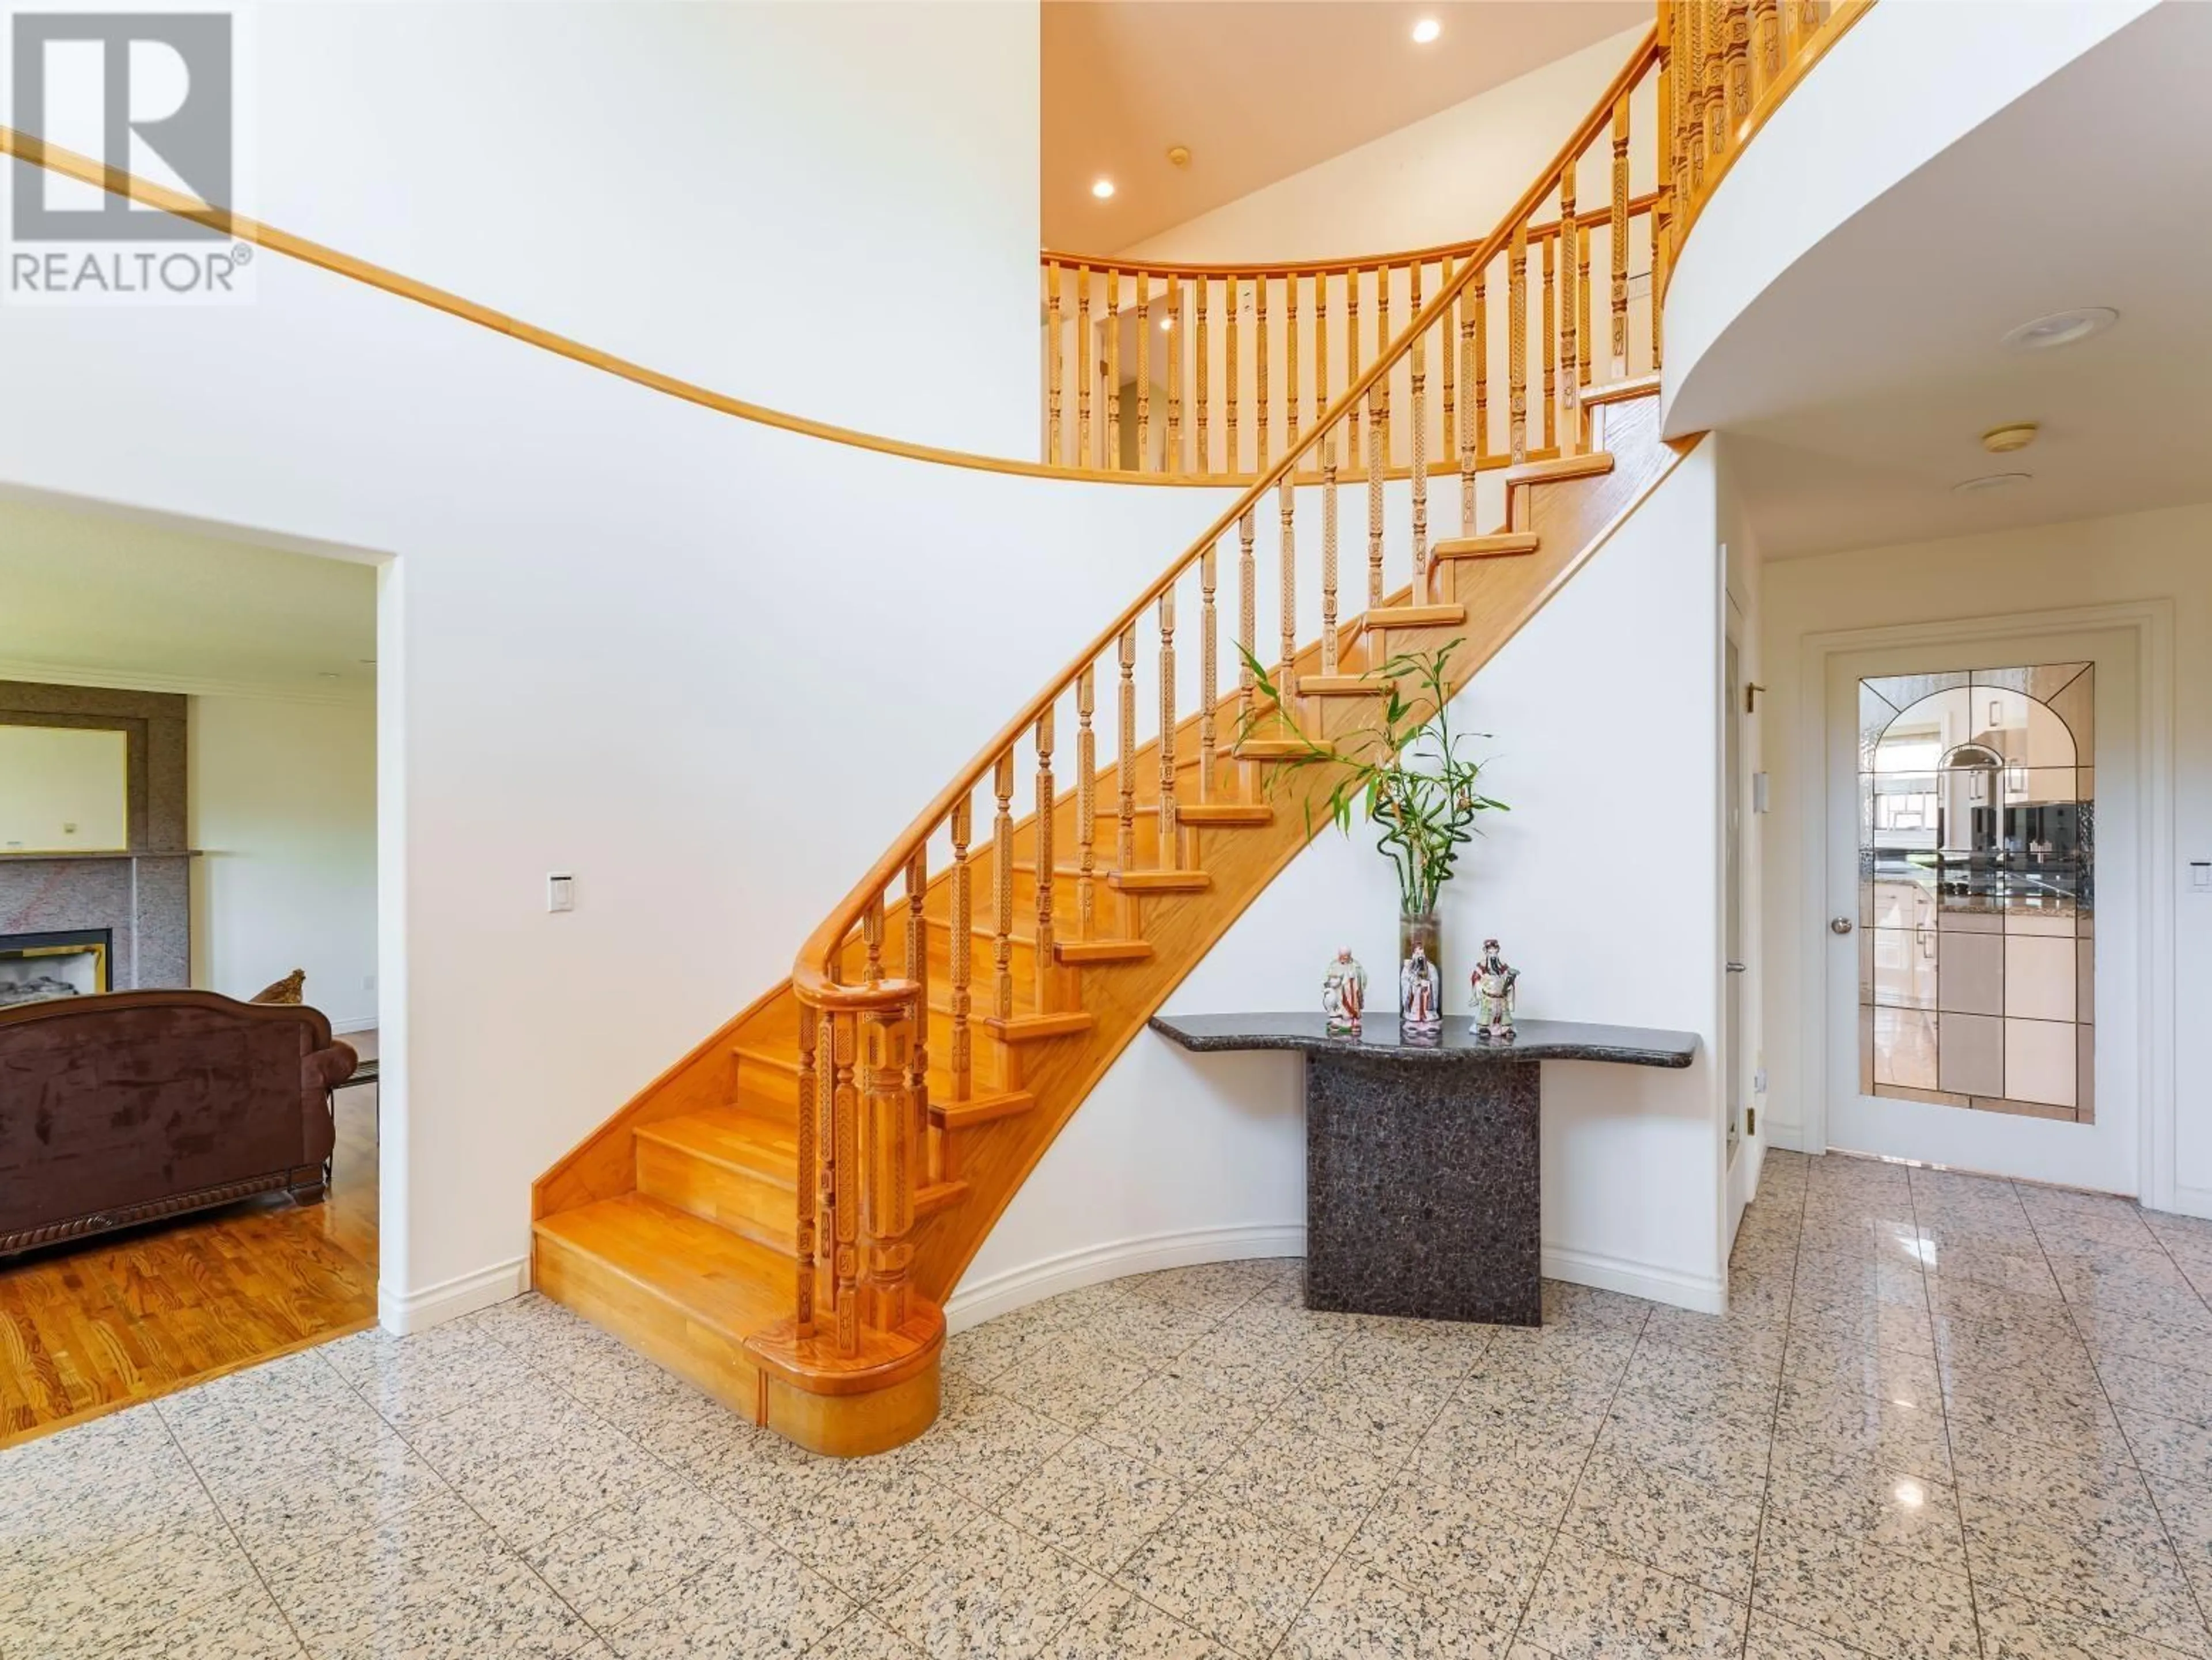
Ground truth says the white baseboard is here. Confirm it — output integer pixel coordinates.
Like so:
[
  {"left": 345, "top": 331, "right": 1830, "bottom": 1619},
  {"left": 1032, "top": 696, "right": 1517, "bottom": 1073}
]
[
  {"left": 1763, "top": 1120, "right": 1813, "bottom": 1155},
  {"left": 378, "top": 1255, "right": 529, "bottom": 1335},
  {"left": 331, "top": 1017, "right": 378, "bottom": 1036},
  {"left": 945, "top": 1223, "right": 1306, "bottom": 1333},
  {"left": 1541, "top": 1243, "right": 1726, "bottom": 1315}
]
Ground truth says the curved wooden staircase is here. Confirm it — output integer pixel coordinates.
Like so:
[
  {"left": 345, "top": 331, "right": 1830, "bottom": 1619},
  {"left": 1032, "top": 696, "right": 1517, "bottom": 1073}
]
[{"left": 532, "top": 32, "right": 1699, "bottom": 1454}]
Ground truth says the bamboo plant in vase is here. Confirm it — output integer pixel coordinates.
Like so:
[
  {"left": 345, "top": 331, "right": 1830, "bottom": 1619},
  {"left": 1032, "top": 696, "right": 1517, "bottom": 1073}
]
[{"left": 1240, "top": 641, "right": 1507, "bottom": 1044}]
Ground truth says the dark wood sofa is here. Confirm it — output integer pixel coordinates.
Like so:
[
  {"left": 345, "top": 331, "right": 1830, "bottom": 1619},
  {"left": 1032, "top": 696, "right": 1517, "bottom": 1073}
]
[{"left": 0, "top": 989, "right": 356, "bottom": 1255}]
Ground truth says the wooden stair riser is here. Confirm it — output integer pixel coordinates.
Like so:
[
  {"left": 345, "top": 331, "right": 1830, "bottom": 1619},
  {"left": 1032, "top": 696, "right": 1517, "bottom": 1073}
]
[{"left": 634, "top": 1134, "right": 798, "bottom": 1256}]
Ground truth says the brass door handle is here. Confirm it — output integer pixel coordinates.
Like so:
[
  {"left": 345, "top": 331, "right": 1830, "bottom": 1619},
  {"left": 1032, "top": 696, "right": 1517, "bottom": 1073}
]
[{"left": 1831, "top": 917, "right": 1855, "bottom": 935}]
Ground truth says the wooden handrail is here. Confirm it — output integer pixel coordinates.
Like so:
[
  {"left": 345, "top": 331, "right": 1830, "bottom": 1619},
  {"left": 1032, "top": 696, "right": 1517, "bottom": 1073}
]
[
  {"left": 791, "top": 24, "right": 1662, "bottom": 1007},
  {"left": 1041, "top": 192, "right": 1666, "bottom": 281}
]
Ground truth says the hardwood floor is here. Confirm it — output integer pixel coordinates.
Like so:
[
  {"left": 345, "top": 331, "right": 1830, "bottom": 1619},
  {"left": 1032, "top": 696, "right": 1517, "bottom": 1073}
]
[{"left": 0, "top": 1029, "right": 380, "bottom": 1447}]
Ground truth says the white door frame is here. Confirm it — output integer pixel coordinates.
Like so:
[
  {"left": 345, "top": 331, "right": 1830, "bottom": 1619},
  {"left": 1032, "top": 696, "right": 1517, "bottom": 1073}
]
[{"left": 1791, "top": 600, "right": 2178, "bottom": 1209}]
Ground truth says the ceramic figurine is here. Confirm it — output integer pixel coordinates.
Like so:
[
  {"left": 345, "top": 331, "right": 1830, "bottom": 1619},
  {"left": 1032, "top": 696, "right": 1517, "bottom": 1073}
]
[
  {"left": 1469, "top": 937, "right": 1519, "bottom": 1042},
  {"left": 1321, "top": 948, "right": 1368, "bottom": 1035},
  {"left": 1399, "top": 943, "right": 1442, "bottom": 1042}
]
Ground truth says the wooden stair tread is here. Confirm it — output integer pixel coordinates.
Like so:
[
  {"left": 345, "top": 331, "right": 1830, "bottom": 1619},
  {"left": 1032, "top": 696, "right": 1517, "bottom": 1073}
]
[
  {"left": 1433, "top": 532, "right": 1540, "bottom": 559},
  {"left": 982, "top": 1009, "right": 1095, "bottom": 1042},
  {"left": 1054, "top": 938, "right": 1154, "bottom": 965},
  {"left": 1107, "top": 869, "right": 1211, "bottom": 893},
  {"left": 932, "top": 1091, "right": 1035, "bottom": 1129},
  {"left": 1580, "top": 373, "right": 1662, "bottom": 407},
  {"left": 533, "top": 1194, "right": 795, "bottom": 1337},
  {"left": 916, "top": 1179, "right": 969, "bottom": 1219},
  {"left": 1299, "top": 674, "right": 1396, "bottom": 697},
  {"left": 1364, "top": 603, "right": 1467, "bottom": 629},
  {"left": 1229, "top": 737, "right": 1315, "bottom": 761},
  {"left": 1134, "top": 802, "right": 1274, "bottom": 826},
  {"left": 636, "top": 1106, "right": 797, "bottom": 1189},
  {"left": 1503, "top": 450, "right": 1614, "bottom": 487}
]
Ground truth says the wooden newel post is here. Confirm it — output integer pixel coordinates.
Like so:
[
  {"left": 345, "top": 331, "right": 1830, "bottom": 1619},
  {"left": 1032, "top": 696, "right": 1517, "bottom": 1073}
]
[{"left": 861, "top": 999, "right": 916, "bottom": 1334}]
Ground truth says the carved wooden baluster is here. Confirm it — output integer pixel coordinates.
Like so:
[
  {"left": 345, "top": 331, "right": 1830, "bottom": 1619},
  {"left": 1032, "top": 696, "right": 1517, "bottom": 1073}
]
[
  {"left": 796, "top": 1006, "right": 819, "bottom": 1336},
  {"left": 1313, "top": 273, "right": 1329, "bottom": 464},
  {"left": 1409, "top": 260, "right": 1429, "bottom": 597},
  {"left": 1106, "top": 270, "right": 1122, "bottom": 468},
  {"left": 1336, "top": 270, "right": 1354, "bottom": 469},
  {"left": 1116, "top": 625, "right": 1138, "bottom": 876},
  {"left": 1166, "top": 278, "right": 1183, "bottom": 470},
  {"left": 1237, "top": 513, "right": 1257, "bottom": 735},
  {"left": 1277, "top": 474, "right": 1296, "bottom": 699},
  {"left": 1753, "top": 0, "right": 1781, "bottom": 101},
  {"left": 1226, "top": 279, "right": 1241, "bottom": 474},
  {"left": 1541, "top": 230, "right": 1558, "bottom": 456},
  {"left": 1612, "top": 92, "right": 1633, "bottom": 379},
  {"left": 830, "top": 1012, "right": 859, "bottom": 1355},
  {"left": 903, "top": 845, "right": 929, "bottom": 1183},
  {"left": 1046, "top": 262, "right": 1063, "bottom": 465},
  {"left": 1195, "top": 278, "right": 1210, "bottom": 471},
  {"left": 1075, "top": 668, "right": 1096, "bottom": 937},
  {"left": 1032, "top": 706, "right": 1055, "bottom": 1008},
  {"left": 1685, "top": 2, "right": 1709, "bottom": 192},
  {"left": 1440, "top": 258, "right": 1457, "bottom": 468},
  {"left": 1376, "top": 265, "right": 1392, "bottom": 466},
  {"left": 1725, "top": 0, "right": 1752, "bottom": 139},
  {"left": 1578, "top": 222, "right": 1594, "bottom": 400},
  {"left": 1459, "top": 273, "right": 1479, "bottom": 536},
  {"left": 1321, "top": 449, "right": 1340, "bottom": 676},
  {"left": 859, "top": 999, "right": 914, "bottom": 1334},
  {"left": 1077, "top": 266, "right": 1092, "bottom": 466},
  {"left": 1559, "top": 165, "right": 1579, "bottom": 456},
  {"left": 1284, "top": 270, "right": 1300, "bottom": 457},
  {"left": 1508, "top": 221, "right": 1529, "bottom": 463},
  {"left": 863, "top": 892, "right": 885, "bottom": 985},
  {"left": 1367, "top": 392, "right": 1385, "bottom": 608},
  {"left": 948, "top": 797, "right": 972, "bottom": 1101},
  {"left": 1198, "top": 548, "right": 1218, "bottom": 802},
  {"left": 1705, "top": 2, "right": 1730, "bottom": 180},
  {"left": 1473, "top": 270, "right": 1489, "bottom": 468},
  {"left": 991, "top": 750, "right": 1015, "bottom": 1021},
  {"left": 1137, "top": 273, "right": 1152, "bottom": 470},
  {"left": 1255, "top": 275, "right": 1270, "bottom": 472},
  {"left": 1158, "top": 588, "right": 1179, "bottom": 870}
]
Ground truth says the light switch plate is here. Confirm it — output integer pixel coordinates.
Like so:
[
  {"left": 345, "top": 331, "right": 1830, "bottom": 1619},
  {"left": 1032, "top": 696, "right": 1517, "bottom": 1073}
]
[{"left": 547, "top": 872, "right": 575, "bottom": 913}]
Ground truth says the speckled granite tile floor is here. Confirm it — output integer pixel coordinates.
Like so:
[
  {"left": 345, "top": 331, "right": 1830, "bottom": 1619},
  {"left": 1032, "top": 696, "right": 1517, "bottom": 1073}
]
[{"left": 8, "top": 1150, "right": 2212, "bottom": 1658}]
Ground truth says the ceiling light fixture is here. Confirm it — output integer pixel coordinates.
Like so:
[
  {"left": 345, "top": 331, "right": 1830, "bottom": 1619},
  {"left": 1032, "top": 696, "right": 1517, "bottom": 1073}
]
[
  {"left": 1166, "top": 145, "right": 1191, "bottom": 170},
  {"left": 1411, "top": 17, "right": 1441, "bottom": 44},
  {"left": 1982, "top": 422, "right": 2038, "bottom": 454},
  {"left": 1952, "top": 472, "right": 2031, "bottom": 496},
  {"left": 1090, "top": 179, "right": 1115, "bottom": 201},
  {"left": 2001, "top": 307, "right": 2117, "bottom": 353}
]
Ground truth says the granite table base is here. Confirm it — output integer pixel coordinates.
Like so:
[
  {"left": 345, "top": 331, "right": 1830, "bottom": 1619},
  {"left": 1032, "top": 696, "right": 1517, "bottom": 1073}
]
[
  {"left": 1149, "top": 1014, "right": 1700, "bottom": 1328},
  {"left": 1306, "top": 1048, "right": 1541, "bottom": 1324}
]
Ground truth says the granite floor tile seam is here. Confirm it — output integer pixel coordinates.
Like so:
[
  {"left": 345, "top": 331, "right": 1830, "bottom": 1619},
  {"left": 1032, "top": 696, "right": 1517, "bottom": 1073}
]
[
  {"left": 1728, "top": 1152, "right": 1810, "bottom": 1660},
  {"left": 149, "top": 1385, "right": 317, "bottom": 1660}
]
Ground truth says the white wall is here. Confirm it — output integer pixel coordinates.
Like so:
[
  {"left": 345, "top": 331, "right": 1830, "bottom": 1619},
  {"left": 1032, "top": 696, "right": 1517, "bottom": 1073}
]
[
  {"left": 1716, "top": 435, "right": 1770, "bottom": 1238},
  {"left": 188, "top": 695, "right": 378, "bottom": 1031},
  {"left": 0, "top": 725, "right": 127, "bottom": 852},
  {"left": 1120, "top": 27, "right": 1650, "bottom": 265},
  {"left": 1759, "top": 503, "right": 2212, "bottom": 1213},
  {"left": 965, "top": 441, "right": 1728, "bottom": 1315},
  {"left": 96, "top": 2, "right": 1039, "bottom": 457}
]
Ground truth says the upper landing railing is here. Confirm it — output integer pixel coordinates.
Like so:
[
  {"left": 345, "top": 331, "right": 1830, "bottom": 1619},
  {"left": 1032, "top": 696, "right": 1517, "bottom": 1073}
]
[{"left": 1036, "top": 0, "right": 1866, "bottom": 483}]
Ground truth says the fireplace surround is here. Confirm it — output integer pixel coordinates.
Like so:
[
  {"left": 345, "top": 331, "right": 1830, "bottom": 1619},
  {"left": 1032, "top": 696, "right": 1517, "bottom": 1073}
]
[{"left": 0, "top": 683, "right": 194, "bottom": 989}]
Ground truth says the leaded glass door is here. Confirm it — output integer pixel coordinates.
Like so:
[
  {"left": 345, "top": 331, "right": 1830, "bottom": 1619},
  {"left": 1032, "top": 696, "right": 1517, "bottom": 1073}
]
[{"left": 1824, "top": 632, "right": 2139, "bottom": 1193}]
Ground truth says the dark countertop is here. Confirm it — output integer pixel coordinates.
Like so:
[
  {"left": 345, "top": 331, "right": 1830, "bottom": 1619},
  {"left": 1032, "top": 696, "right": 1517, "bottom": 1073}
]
[{"left": 1149, "top": 1012, "right": 1698, "bottom": 1068}]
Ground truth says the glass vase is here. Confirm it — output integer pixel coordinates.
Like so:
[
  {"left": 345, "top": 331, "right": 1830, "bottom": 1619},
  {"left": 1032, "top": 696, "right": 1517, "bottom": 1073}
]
[{"left": 1398, "top": 909, "right": 1443, "bottom": 1045}]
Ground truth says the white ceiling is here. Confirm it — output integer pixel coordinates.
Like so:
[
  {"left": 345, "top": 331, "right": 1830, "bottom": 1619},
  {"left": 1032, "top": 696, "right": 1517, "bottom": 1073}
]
[
  {"left": 0, "top": 491, "right": 377, "bottom": 699},
  {"left": 1671, "top": 3, "right": 2212, "bottom": 561},
  {"left": 1042, "top": 1, "right": 1646, "bottom": 251}
]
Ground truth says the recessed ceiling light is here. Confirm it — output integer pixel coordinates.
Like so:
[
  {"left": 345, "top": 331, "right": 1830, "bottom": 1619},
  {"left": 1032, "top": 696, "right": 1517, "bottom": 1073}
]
[
  {"left": 1411, "top": 17, "right": 1442, "bottom": 44},
  {"left": 1158, "top": 315, "right": 1174, "bottom": 330},
  {"left": 2001, "top": 307, "right": 2117, "bottom": 353},
  {"left": 1090, "top": 179, "right": 1115, "bottom": 201},
  {"left": 1982, "top": 422, "right": 2037, "bottom": 454},
  {"left": 1952, "top": 472, "right": 2031, "bottom": 495}
]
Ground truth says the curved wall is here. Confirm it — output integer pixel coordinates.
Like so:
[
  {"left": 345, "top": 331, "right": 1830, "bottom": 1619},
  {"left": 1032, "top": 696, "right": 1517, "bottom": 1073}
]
[{"left": 1660, "top": 0, "right": 2154, "bottom": 437}]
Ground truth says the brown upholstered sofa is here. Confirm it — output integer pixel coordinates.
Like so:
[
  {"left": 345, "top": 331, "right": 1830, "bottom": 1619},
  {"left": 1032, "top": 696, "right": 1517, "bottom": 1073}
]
[{"left": 0, "top": 989, "right": 356, "bottom": 1255}]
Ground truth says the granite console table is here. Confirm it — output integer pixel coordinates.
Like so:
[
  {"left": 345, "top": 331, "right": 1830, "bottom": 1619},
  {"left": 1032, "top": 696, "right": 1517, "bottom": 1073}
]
[{"left": 1148, "top": 1013, "right": 1697, "bottom": 1325}]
